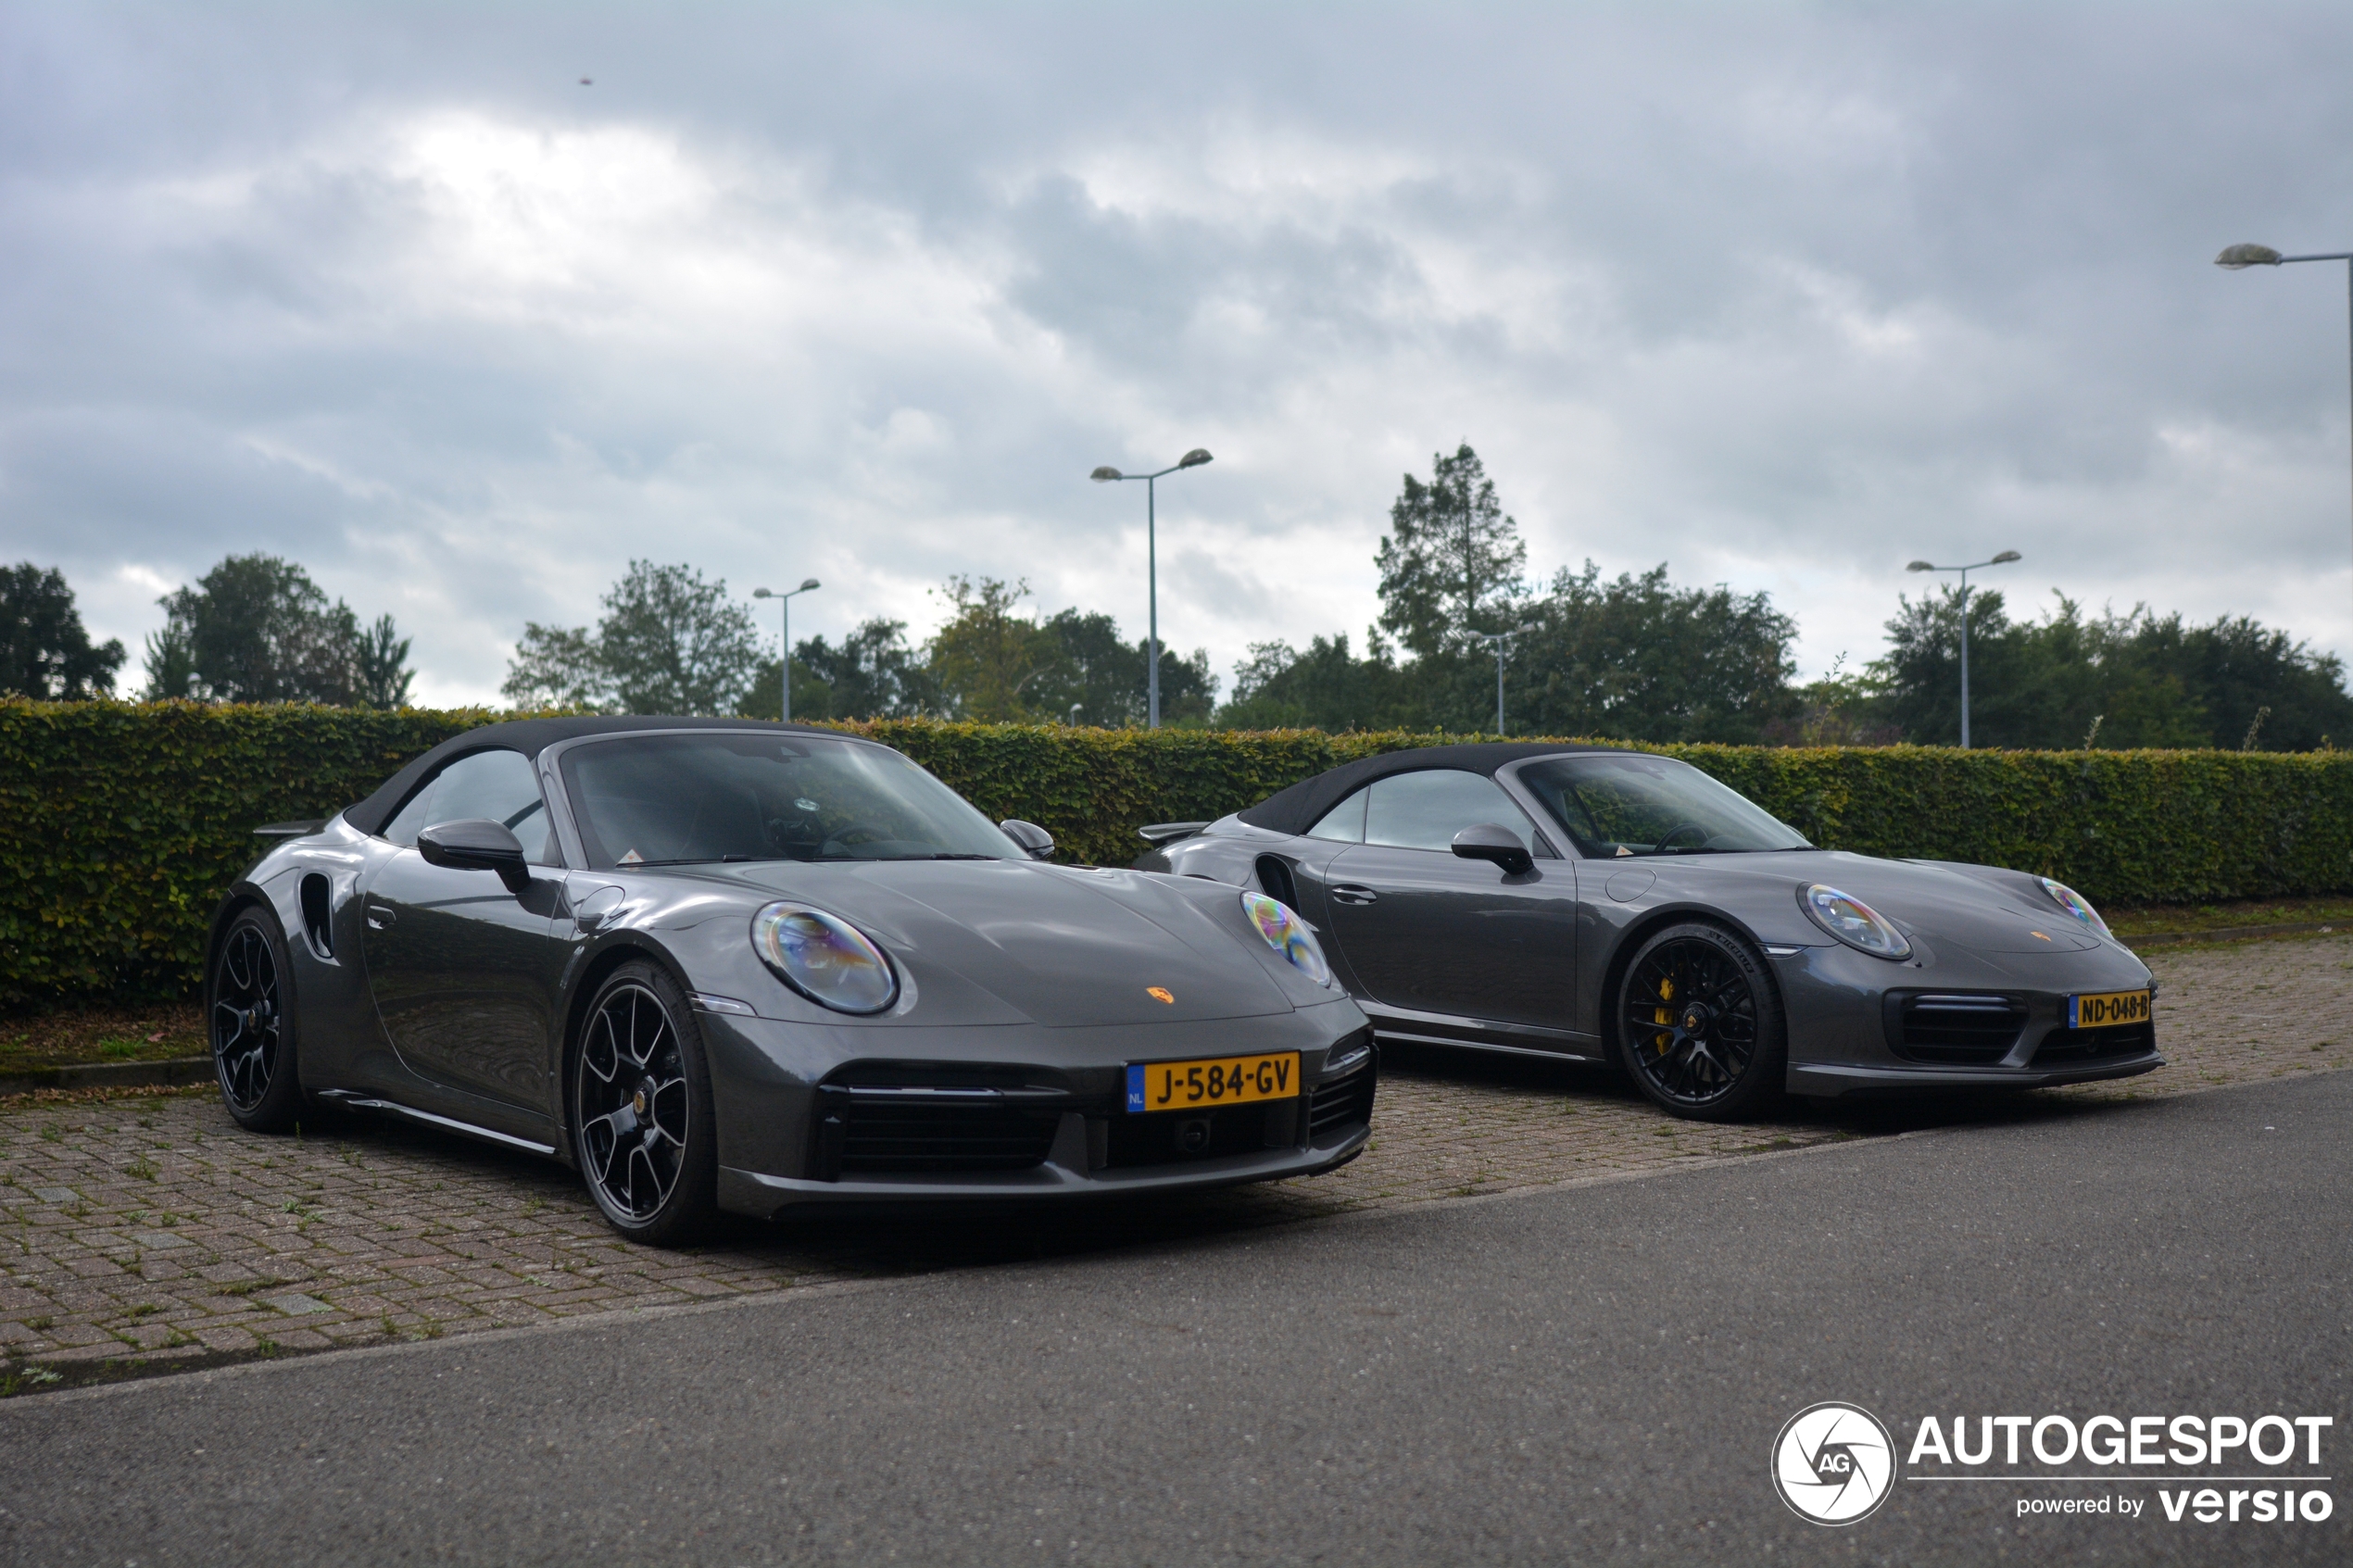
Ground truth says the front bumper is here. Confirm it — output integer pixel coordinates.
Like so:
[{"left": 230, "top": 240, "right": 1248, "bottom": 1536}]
[
  {"left": 697, "top": 1001, "right": 1376, "bottom": 1216},
  {"left": 1769, "top": 938, "right": 2164, "bottom": 1099}
]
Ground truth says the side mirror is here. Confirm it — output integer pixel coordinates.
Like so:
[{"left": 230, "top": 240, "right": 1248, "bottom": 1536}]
[
  {"left": 1452, "top": 822, "right": 1533, "bottom": 876},
  {"left": 999, "top": 820, "right": 1056, "bottom": 861},
  {"left": 418, "top": 819, "right": 533, "bottom": 893}
]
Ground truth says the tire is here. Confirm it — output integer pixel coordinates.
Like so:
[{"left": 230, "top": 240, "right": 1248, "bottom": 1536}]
[
  {"left": 208, "top": 907, "right": 306, "bottom": 1134},
  {"left": 1614, "top": 922, "right": 1787, "bottom": 1123},
  {"left": 571, "top": 960, "right": 718, "bottom": 1247}
]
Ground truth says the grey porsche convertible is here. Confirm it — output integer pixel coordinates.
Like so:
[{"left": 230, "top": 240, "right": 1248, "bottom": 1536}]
[
  {"left": 208, "top": 718, "right": 1374, "bottom": 1243},
  {"left": 1141, "top": 743, "right": 2159, "bottom": 1121}
]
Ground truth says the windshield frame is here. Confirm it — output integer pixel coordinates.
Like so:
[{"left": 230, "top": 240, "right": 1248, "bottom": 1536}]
[
  {"left": 1501, "top": 752, "right": 1814, "bottom": 859},
  {"left": 545, "top": 729, "right": 1022, "bottom": 870}
]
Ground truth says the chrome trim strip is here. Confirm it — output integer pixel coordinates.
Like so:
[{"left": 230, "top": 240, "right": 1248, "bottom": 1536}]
[{"left": 317, "top": 1091, "right": 557, "bottom": 1156}]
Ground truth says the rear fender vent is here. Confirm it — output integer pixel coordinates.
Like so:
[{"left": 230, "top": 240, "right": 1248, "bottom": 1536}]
[
  {"left": 298, "top": 873, "right": 334, "bottom": 960},
  {"left": 1254, "top": 855, "right": 1300, "bottom": 909}
]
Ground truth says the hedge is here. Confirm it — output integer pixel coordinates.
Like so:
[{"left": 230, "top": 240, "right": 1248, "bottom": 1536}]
[{"left": 6, "top": 698, "right": 2352, "bottom": 1010}]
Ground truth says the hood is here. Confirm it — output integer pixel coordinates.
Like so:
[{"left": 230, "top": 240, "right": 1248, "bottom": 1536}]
[
  {"left": 1675, "top": 850, "right": 2104, "bottom": 953},
  {"left": 711, "top": 859, "right": 1296, "bottom": 1026}
]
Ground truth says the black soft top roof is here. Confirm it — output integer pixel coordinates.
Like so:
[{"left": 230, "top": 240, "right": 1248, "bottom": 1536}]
[
  {"left": 342, "top": 716, "right": 847, "bottom": 836},
  {"left": 1235, "top": 742, "right": 1630, "bottom": 838}
]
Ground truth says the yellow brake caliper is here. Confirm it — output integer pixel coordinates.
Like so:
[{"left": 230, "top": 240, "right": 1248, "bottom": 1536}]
[{"left": 1652, "top": 975, "right": 1675, "bottom": 1054}]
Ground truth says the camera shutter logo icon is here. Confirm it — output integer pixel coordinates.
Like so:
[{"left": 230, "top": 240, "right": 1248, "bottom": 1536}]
[{"left": 1772, "top": 1402, "right": 1895, "bottom": 1524}]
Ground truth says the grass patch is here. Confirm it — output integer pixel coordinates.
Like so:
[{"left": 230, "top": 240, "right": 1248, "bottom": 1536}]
[
  {"left": 0, "top": 1002, "right": 203, "bottom": 1074},
  {"left": 2108, "top": 897, "right": 2353, "bottom": 940}
]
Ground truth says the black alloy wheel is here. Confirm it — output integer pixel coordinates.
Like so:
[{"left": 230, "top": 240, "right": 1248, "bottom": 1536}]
[
  {"left": 209, "top": 908, "right": 304, "bottom": 1133},
  {"left": 573, "top": 961, "right": 716, "bottom": 1246},
  {"left": 1616, "top": 922, "right": 1786, "bottom": 1122}
]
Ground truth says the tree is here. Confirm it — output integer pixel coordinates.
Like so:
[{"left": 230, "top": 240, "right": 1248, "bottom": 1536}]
[
  {"left": 0, "top": 563, "right": 126, "bottom": 699},
  {"left": 743, "top": 618, "right": 938, "bottom": 721},
  {"left": 356, "top": 614, "right": 415, "bottom": 709},
  {"left": 1869, "top": 590, "right": 2353, "bottom": 749},
  {"left": 141, "top": 554, "right": 411, "bottom": 706},
  {"left": 1375, "top": 445, "right": 1529, "bottom": 658},
  {"left": 1214, "top": 632, "right": 1420, "bottom": 731},
  {"left": 501, "top": 560, "right": 763, "bottom": 716},
  {"left": 1509, "top": 563, "right": 1802, "bottom": 743},
  {"left": 500, "top": 623, "right": 607, "bottom": 709},
  {"left": 924, "top": 576, "right": 1063, "bottom": 721},
  {"left": 1026, "top": 609, "right": 1216, "bottom": 727}
]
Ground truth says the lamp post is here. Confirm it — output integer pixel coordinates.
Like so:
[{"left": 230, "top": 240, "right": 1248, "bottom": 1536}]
[
  {"left": 1905, "top": 552, "right": 2020, "bottom": 748},
  {"left": 1472, "top": 623, "right": 1538, "bottom": 734},
  {"left": 1090, "top": 448, "right": 1213, "bottom": 728},
  {"left": 750, "top": 578, "right": 821, "bottom": 722},
  {"left": 2216, "top": 242, "right": 2353, "bottom": 629}
]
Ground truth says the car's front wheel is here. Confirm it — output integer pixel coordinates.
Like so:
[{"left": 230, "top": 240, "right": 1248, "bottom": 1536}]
[
  {"left": 572, "top": 961, "right": 718, "bottom": 1246},
  {"left": 1615, "top": 922, "right": 1787, "bottom": 1122},
  {"left": 209, "top": 907, "right": 305, "bottom": 1133}
]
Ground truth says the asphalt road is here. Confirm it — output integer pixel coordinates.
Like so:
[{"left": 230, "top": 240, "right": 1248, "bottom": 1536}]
[{"left": 3, "top": 1073, "right": 2347, "bottom": 1567}]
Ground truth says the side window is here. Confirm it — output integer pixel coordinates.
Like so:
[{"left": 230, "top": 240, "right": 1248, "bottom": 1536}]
[
  {"left": 381, "top": 749, "right": 554, "bottom": 861},
  {"left": 1305, "top": 787, "right": 1368, "bottom": 843},
  {"left": 1362, "top": 770, "right": 1540, "bottom": 854}
]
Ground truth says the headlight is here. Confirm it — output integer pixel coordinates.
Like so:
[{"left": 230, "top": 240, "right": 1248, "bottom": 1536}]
[
  {"left": 751, "top": 902, "right": 899, "bottom": 1013},
  {"left": 2038, "top": 877, "right": 2113, "bottom": 938},
  {"left": 1800, "top": 884, "right": 1912, "bottom": 960},
  {"left": 1241, "top": 891, "right": 1332, "bottom": 986}
]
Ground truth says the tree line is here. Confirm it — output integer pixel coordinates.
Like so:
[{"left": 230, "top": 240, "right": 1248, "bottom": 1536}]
[
  {"left": 0, "top": 555, "right": 413, "bottom": 707},
  {"left": 7, "top": 444, "right": 2350, "bottom": 748}
]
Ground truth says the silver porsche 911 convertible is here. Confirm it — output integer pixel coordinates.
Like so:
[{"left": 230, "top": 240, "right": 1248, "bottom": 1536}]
[
  {"left": 1140, "top": 743, "right": 2159, "bottom": 1122},
  {"left": 209, "top": 718, "right": 1374, "bottom": 1243}
]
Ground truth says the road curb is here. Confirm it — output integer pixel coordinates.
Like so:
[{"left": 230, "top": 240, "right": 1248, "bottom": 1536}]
[
  {"left": 2123, "top": 919, "right": 2344, "bottom": 947},
  {"left": 0, "top": 1056, "right": 211, "bottom": 1098}
]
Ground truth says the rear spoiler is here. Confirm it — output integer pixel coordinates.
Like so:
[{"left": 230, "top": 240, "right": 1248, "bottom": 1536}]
[
  {"left": 253, "top": 820, "right": 329, "bottom": 839},
  {"left": 1137, "top": 821, "right": 1212, "bottom": 847}
]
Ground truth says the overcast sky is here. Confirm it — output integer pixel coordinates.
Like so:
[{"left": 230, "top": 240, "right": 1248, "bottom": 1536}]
[{"left": 6, "top": 1, "right": 2353, "bottom": 706}]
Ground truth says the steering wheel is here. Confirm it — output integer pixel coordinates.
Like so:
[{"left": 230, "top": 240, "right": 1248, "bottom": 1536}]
[
  {"left": 1653, "top": 822, "right": 1711, "bottom": 852},
  {"left": 820, "top": 822, "right": 894, "bottom": 857}
]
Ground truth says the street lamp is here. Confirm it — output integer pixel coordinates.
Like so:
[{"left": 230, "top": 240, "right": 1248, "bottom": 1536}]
[
  {"left": 2216, "top": 241, "right": 2353, "bottom": 628},
  {"left": 1090, "top": 447, "right": 1213, "bottom": 728},
  {"left": 750, "top": 578, "right": 821, "bottom": 722},
  {"left": 1906, "top": 552, "right": 2020, "bottom": 748},
  {"left": 1471, "top": 623, "right": 1539, "bottom": 734}
]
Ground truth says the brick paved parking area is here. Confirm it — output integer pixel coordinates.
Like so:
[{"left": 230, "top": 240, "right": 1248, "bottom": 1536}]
[{"left": 3, "top": 935, "right": 2347, "bottom": 1392}]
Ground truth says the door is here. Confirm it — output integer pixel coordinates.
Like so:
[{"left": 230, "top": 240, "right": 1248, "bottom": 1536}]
[
  {"left": 359, "top": 748, "right": 564, "bottom": 1108},
  {"left": 1320, "top": 769, "right": 1578, "bottom": 1032}
]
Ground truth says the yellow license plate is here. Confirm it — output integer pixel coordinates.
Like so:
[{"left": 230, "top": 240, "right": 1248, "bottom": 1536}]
[
  {"left": 1126, "top": 1052, "right": 1301, "bottom": 1113},
  {"left": 2070, "top": 989, "right": 2151, "bottom": 1029}
]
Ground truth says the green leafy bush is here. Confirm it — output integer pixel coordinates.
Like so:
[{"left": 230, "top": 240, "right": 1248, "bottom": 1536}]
[{"left": 6, "top": 699, "right": 2350, "bottom": 1010}]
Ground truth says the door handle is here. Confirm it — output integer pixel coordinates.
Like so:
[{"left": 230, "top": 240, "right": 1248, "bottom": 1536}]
[
  {"left": 366, "top": 905, "right": 396, "bottom": 930},
  {"left": 1329, "top": 884, "right": 1379, "bottom": 906}
]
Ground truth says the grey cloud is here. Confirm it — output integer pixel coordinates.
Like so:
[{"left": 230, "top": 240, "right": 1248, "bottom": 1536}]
[{"left": 6, "top": 2, "right": 2353, "bottom": 704}]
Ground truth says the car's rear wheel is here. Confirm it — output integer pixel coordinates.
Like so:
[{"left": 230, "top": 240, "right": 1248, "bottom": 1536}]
[
  {"left": 1615, "top": 922, "right": 1786, "bottom": 1122},
  {"left": 209, "top": 908, "right": 305, "bottom": 1133},
  {"left": 573, "top": 961, "right": 717, "bottom": 1247}
]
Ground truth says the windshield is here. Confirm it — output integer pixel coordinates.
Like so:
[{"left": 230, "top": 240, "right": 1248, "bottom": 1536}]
[
  {"left": 559, "top": 734, "right": 1019, "bottom": 867},
  {"left": 1515, "top": 755, "right": 1812, "bottom": 857}
]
